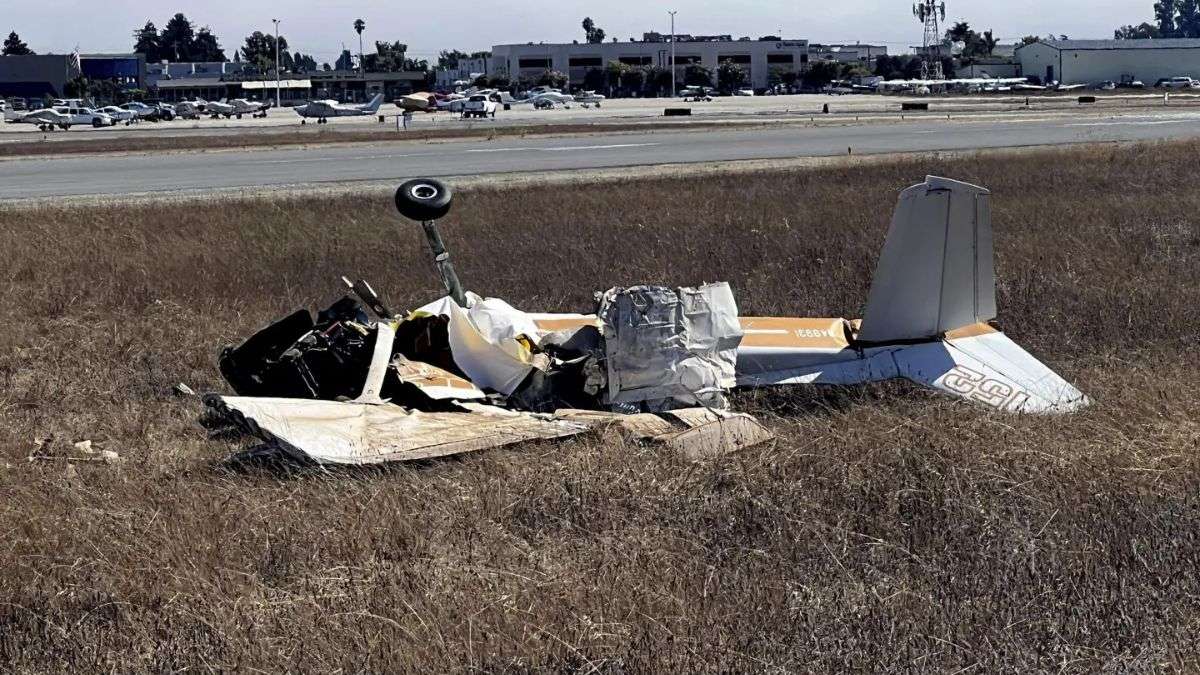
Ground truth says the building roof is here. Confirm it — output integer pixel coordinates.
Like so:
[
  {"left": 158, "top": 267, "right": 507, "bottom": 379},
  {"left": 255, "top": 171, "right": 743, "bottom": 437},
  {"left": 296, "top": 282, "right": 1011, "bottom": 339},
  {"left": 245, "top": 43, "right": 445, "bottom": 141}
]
[
  {"left": 153, "top": 78, "right": 226, "bottom": 89},
  {"left": 241, "top": 79, "right": 311, "bottom": 90},
  {"left": 1023, "top": 38, "right": 1200, "bottom": 51}
]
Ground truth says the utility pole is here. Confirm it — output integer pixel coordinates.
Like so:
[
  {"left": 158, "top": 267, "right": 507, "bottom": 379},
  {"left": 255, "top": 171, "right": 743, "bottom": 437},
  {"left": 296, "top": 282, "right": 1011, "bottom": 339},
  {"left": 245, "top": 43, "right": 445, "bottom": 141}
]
[
  {"left": 272, "top": 19, "right": 281, "bottom": 108},
  {"left": 669, "top": 10, "right": 677, "bottom": 97}
]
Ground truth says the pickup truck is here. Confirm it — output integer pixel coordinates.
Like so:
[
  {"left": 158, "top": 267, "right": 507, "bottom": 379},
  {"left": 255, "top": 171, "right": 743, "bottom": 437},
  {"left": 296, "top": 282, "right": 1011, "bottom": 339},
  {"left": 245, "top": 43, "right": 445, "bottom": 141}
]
[
  {"left": 461, "top": 94, "right": 498, "bottom": 118},
  {"left": 52, "top": 106, "right": 114, "bottom": 127}
]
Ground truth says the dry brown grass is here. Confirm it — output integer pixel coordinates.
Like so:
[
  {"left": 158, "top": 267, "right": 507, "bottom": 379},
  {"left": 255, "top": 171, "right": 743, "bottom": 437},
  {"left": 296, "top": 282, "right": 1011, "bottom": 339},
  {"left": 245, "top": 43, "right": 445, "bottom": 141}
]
[{"left": 1, "top": 140, "right": 1199, "bottom": 671}]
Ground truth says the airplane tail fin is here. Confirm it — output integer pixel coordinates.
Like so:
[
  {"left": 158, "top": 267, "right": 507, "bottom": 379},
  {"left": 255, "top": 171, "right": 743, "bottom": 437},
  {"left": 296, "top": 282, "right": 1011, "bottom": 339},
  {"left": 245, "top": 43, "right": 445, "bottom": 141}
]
[
  {"left": 858, "top": 176, "right": 995, "bottom": 343},
  {"left": 363, "top": 94, "right": 384, "bottom": 113}
]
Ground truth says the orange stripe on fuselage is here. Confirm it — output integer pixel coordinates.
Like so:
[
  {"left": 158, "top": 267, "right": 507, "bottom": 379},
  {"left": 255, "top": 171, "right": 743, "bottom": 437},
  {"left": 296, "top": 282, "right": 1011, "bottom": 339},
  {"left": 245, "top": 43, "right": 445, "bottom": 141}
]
[
  {"left": 944, "top": 322, "right": 999, "bottom": 340},
  {"left": 531, "top": 315, "right": 852, "bottom": 350}
]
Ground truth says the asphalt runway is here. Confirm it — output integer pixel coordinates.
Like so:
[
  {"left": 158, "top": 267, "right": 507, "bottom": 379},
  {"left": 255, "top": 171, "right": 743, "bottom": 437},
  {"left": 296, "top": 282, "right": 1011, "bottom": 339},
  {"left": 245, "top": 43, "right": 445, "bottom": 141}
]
[{"left": 5, "top": 110, "right": 1200, "bottom": 200}]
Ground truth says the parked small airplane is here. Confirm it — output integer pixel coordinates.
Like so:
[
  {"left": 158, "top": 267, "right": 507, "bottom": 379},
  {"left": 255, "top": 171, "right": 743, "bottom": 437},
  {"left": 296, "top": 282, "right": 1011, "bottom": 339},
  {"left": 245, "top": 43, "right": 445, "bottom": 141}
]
[
  {"left": 519, "top": 86, "right": 575, "bottom": 106},
  {"left": 294, "top": 94, "right": 384, "bottom": 124},
  {"left": 8, "top": 108, "right": 74, "bottom": 130},
  {"left": 173, "top": 99, "right": 206, "bottom": 119},
  {"left": 207, "top": 98, "right": 271, "bottom": 119}
]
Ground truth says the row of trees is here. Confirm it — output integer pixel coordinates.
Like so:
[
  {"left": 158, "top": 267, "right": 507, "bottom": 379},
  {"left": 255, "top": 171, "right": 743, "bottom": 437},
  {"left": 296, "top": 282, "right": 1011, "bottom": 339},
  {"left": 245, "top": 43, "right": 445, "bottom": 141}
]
[
  {"left": 129, "top": 14, "right": 427, "bottom": 74},
  {"left": 1115, "top": 0, "right": 1200, "bottom": 38},
  {"left": 134, "top": 14, "right": 225, "bottom": 62}
]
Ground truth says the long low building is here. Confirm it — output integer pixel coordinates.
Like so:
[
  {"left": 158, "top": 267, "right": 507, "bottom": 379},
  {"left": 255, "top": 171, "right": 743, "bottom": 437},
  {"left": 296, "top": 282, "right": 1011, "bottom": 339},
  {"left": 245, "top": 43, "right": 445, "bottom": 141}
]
[
  {"left": 490, "top": 37, "right": 810, "bottom": 90},
  {"left": 1016, "top": 38, "right": 1200, "bottom": 85}
]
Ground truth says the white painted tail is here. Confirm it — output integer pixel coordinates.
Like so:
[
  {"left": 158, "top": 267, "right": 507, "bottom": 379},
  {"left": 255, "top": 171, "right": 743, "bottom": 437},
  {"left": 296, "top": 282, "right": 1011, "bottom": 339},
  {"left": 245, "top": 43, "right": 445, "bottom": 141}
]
[{"left": 859, "top": 176, "right": 996, "bottom": 342}]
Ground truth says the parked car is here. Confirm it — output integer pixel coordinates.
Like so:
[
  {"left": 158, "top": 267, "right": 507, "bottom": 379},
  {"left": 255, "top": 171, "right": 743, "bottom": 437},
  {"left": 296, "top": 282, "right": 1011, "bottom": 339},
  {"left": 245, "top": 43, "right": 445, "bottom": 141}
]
[
  {"left": 461, "top": 94, "right": 498, "bottom": 118},
  {"left": 120, "top": 101, "right": 158, "bottom": 119},
  {"left": 1156, "top": 76, "right": 1196, "bottom": 89},
  {"left": 98, "top": 105, "right": 137, "bottom": 124},
  {"left": 51, "top": 105, "right": 112, "bottom": 127},
  {"left": 1095, "top": 80, "right": 1117, "bottom": 91}
]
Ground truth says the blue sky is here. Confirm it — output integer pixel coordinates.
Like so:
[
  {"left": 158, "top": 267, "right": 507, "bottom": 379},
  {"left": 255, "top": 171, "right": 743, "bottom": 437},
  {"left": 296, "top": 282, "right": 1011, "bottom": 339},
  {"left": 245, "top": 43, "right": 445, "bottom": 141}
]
[{"left": 7, "top": 0, "right": 1148, "bottom": 62}]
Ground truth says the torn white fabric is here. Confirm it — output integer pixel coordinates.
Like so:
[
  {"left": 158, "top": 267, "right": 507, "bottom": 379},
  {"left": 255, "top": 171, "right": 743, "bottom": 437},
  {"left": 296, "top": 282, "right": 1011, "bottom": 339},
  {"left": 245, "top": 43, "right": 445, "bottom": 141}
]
[{"left": 415, "top": 294, "right": 539, "bottom": 395}]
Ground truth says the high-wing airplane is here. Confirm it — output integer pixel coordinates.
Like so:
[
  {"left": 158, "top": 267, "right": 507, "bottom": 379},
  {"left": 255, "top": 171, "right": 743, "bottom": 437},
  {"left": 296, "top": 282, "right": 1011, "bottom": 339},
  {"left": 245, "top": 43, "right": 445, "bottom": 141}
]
[
  {"left": 8, "top": 108, "right": 74, "bottom": 130},
  {"left": 206, "top": 175, "right": 1090, "bottom": 466},
  {"left": 294, "top": 93, "right": 384, "bottom": 124},
  {"left": 206, "top": 98, "right": 271, "bottom": 119}
]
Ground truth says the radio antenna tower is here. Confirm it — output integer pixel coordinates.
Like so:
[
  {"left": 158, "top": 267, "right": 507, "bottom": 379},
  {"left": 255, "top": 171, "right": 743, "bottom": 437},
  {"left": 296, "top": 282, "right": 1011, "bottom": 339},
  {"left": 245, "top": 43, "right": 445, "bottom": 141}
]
[{"left": 913, "top": 0, "right": 946, "bottom": 80}]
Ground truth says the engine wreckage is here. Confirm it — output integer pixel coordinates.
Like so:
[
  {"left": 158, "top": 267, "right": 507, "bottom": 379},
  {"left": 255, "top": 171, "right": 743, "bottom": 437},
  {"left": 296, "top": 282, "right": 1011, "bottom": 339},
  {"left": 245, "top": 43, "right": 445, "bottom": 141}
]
[{"left": 204, "top": 176, "right": 1089, "bottom": 465}]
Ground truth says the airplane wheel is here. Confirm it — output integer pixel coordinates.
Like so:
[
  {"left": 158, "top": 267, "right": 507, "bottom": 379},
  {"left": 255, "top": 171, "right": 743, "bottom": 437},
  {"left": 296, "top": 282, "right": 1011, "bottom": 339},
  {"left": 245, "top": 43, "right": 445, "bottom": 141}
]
[{"left": 395, "top": 178, "right": 453, "bottom": 221}]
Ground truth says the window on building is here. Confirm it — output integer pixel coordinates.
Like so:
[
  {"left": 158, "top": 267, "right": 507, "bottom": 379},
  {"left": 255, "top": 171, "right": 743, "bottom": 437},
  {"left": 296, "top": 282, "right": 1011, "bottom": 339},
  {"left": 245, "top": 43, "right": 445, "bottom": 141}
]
[
  {"left": 569, "top": 56, "right": 603, "bottom": 67},
  {"left": 671, "top": 55, "right": 702, "bottom": 65},
  {"left": 800, "top": 54, "right": 808, "bottom": 63},
  {"left": 718, "top": 54, "right": 752, "bottom": 64},
  {"left": 518, "top": 57, "right": 553, "bottom": 69},
  {"left": 767, "top": 53, "right": 794, "bottom": 64},
  {"left": 618, "top": 56, "right": 652, "bottom": 65}
]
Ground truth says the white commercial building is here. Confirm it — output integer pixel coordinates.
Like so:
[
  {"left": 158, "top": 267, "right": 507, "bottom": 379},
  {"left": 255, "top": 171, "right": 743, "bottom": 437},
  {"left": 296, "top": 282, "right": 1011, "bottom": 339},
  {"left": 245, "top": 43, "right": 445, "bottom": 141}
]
[
  {"left": 809, "top": 43, "right": 888, "bottom": 65},
  {"left": 435, "top": 57, "right": 492, "bottom": 89},
  {"left": 490, "top": 38, "right": 809, "bottom": 90},
  {"left": 1016, "top": 38, "right": 1200, "bottom": 85}
]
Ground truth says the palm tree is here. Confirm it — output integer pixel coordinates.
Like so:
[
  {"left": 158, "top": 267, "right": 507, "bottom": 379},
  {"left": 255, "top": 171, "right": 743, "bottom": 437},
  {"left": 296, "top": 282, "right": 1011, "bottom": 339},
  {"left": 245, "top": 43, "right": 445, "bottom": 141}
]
[{"left": 353, "top": 19, "right": 366, "bottom": 74}]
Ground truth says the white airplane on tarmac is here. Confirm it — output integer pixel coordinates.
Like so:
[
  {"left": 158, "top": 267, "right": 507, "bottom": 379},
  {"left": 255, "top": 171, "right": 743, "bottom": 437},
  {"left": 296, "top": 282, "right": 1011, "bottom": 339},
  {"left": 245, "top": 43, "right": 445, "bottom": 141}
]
[
  {"left": 294, "top": 94, "right": 384, "bottom": 124},
  {"left": 207, "top": 98, "right": 271, "bottom": 119}
]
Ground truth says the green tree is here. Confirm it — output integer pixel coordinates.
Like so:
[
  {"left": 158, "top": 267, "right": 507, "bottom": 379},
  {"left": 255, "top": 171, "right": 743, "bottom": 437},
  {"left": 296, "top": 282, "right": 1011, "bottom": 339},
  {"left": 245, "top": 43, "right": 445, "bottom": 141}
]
[
  {"left": 3, "top": 31, "right": 34, "bottom": 55},
  {"left": 160, "top": 13, "right": 196, "bottom": 60},
  {"left": 1156, "top": 0, "right": 1180, "bottom": 35},
  {"left": 1019, "top": 35, "right": 1041, "bottom": 45},
  {"left": 582, "top": 17, "right": 606, "bottom": 44},
  {"left": 802, "top": 60, "right": 841, "bottom": 88},
  {"left": 363, "top": 41, "right": 410, "bottom": 72},
  {"left": 1178, "top": 0, "right": 1200, "bottom": 36},
  {"left": 683, "top": 64, "right": 713, "bottom": 87},
  {"left": 438, "top": 49, "right": 468, "bottom": 69},
  {"left": 716, "top": 61, "right": 747, "bottom": 92},
  {"left": 537, "top": 69, "right": 567, "bottom": 88},
  {"left": 605, "top": 60, "right": 629, "bottom": 92},
  {"left": 241, "top": 31, "right": 287, "bottom": 73},
  {"left": 1115, "top": 22, "right": 1162, "bottom": 38},
  {"left": 582, "top": 67, "right": 606, "bottom": 92},
  {"left": 193, "top": 27, "right": 225, "bottom": 61},
  {"left": 132, "top": 21, "right": 162, "bottom": 62},
  {"left": 353, "top": 19, "right": 366, "bottom": 73}
]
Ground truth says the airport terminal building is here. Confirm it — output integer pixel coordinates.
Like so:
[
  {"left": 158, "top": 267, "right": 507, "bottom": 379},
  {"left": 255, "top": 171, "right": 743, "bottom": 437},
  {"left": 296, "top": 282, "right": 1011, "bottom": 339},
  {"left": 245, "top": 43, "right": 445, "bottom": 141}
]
[
  {"left": 1016, "top": 38, "right": 1200, "bottom": 84},
  {"left": 490, "top": 36, "right": 809, "bottom": 90}
]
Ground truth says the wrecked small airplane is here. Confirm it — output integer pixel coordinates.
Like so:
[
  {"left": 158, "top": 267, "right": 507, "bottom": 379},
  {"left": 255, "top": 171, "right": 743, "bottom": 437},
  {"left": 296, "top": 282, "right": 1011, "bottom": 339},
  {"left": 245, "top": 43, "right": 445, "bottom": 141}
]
[{"left": 204, "top": 175, "right": 1089, "bottom": 466}]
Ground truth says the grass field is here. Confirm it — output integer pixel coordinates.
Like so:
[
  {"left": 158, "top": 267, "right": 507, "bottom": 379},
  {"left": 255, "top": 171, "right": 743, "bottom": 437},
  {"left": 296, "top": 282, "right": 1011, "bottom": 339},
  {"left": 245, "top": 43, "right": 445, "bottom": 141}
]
[{"left": 1, "top": 141, "right": 1198, "bottom": 671}]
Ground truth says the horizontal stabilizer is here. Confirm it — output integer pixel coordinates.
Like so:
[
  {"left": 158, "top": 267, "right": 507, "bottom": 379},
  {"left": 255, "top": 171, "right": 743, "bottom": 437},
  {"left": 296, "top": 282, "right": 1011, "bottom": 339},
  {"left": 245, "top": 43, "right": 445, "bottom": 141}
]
[{"left": 894, "top": 328, "right": 1089, "bottom": 413}]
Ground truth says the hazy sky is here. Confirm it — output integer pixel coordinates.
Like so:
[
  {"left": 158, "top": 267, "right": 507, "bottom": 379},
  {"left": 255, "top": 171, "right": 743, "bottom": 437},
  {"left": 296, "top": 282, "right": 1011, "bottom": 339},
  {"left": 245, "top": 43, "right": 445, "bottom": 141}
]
[{"left": 7, "top": 0, "right": 1151, "bottom": 62}]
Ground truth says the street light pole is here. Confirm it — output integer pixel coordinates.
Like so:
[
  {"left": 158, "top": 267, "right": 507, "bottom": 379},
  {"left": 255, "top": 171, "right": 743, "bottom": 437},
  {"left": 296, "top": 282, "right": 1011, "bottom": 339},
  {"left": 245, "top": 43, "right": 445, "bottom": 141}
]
[
  {"left": 272, "top": 18, "right": 281, "bottom": 109},
  {"left": 669, "top": 10, "right": 677, "bottom": 98}
]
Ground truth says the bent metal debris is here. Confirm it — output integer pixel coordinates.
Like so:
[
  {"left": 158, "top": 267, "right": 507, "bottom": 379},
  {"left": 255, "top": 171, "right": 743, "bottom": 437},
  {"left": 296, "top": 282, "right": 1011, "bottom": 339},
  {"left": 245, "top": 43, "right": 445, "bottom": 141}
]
[{"left": 203, "top": 176, "right": 1088, "bottom": 466}]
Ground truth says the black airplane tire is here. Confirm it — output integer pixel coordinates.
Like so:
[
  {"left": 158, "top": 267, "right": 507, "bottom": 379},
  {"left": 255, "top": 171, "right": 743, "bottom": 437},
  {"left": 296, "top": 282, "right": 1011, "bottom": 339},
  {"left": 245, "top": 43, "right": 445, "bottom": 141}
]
[{"left": 395, "top": 178, "right": 453, "bottom": 221}]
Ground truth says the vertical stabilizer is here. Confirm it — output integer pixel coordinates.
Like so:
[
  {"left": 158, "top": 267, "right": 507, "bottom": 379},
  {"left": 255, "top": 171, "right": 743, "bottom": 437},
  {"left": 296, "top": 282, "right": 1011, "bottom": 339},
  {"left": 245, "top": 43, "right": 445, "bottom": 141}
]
[
  {"left": 859, "top": 176, "right": 996, "bottom": 342},
  {"left": 363, "top": 94, "right": 384, "bottom": 113}
]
